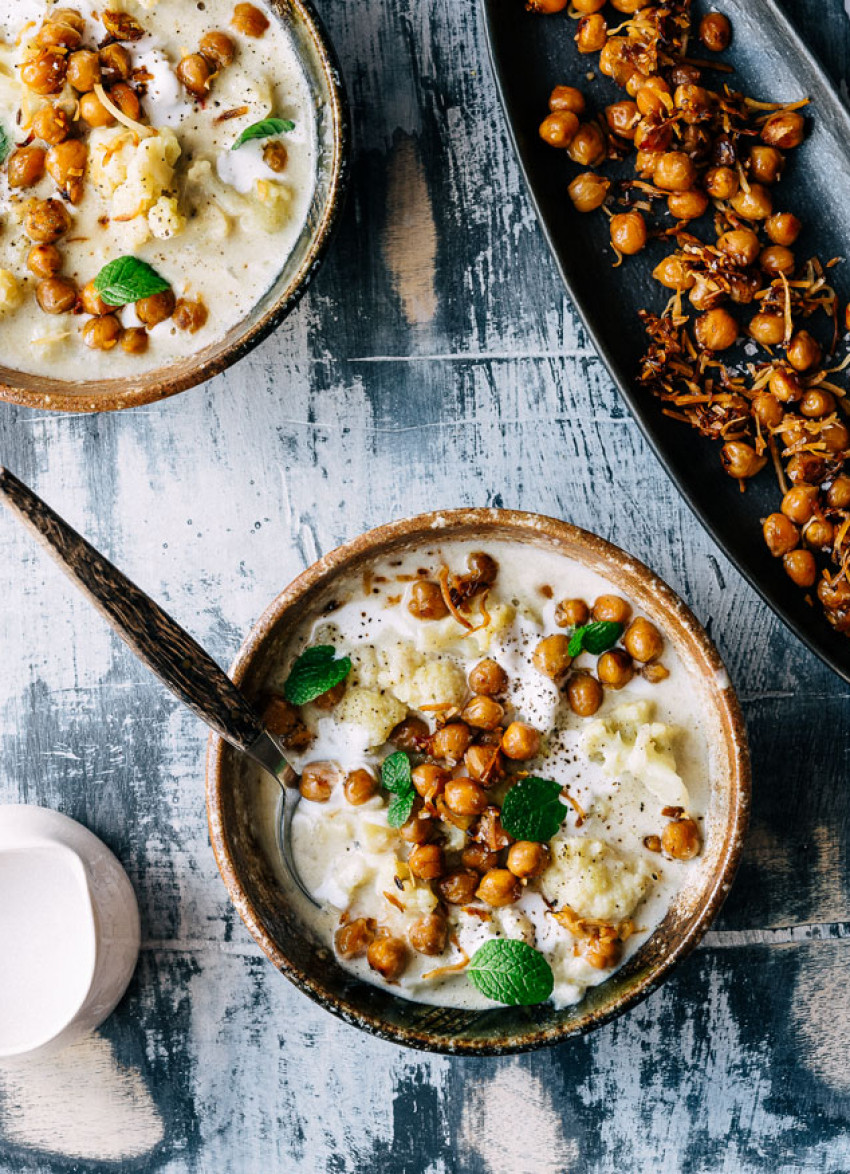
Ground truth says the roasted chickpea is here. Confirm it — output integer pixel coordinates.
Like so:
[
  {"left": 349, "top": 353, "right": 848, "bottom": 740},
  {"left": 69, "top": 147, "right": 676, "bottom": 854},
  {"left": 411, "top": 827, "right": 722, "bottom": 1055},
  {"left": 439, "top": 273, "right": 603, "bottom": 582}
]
[
  {"left": 765, "top": 212, "right": 802, "bottom": 246},
  {"left": 827, "top": 476, "right": 850, "bottom": 509},
  {"left": 635, "top": 76, "right": 671, "bottom": 115},
  {"left": 461, "top": 696, "right": 504, "bottom": 731},
  {"left": 605, "top": 100, "right": 639, "bottom": 141},
  {"left": 101, "top": 10, "right": 145, "bottom": 40},
  {"left": 109, "top": 82, "right": 141, "bottom": 121},
  {"left": 597, "top": 648, "right": 634, "bottom": 689},
  {"left": 554, "top": 599, "right": 588, "bottom": 628},
  {"left": 539, "top": 111, "right": 579, "bottom": 149},
  {"left": 475, "top": 805, "right": 513, "bottom": 852},
  {"left": 759, "top": 245, "right": 795, "bottom": 276},
  {"left": 21, "top": 50, "right": 67, "bottom": 96},
  {"left": 568, "top": 122, "right": 606, "bottom": 167},
  {"left": 576, "top": 13, "right": 607, "bottom": 54},
  {"left": 662, "top": 817, "right": 701, "bottom": 859},
  {"left": 581, "top": 936, "right": 623, "bottom": 970},
  {"left": 399, "top": 804, "right": 434, "bottom": 845},
  {"left": 121, "top": 327, "right": 149, "bottom": 355},
  {"left": 610, "top": 211, "right": 647, "bottom": 256},
  {"left": 407, "top": 579, "right": 448, "bottom": 620},
  {"left": 819, "top": 576, "right": 850, "bottom": 610},
  {"left": 634, "top": 148, "right": 663, "bottom": 178},
  {"left": 623, "top": 617, "right": 663, "bottom": 662},
  {"left": 800, "top": 388, "right": 836, "bottom": 418},
  {"left": 344, "top": 768, "right": 378, "bottom": 806},
  {"left": 79, "top": 90, "right": 114, "bottom": 128},
  {"left": 786, "top": 330, "right": 822, "bottom": 373},
  {"left": 653, "top": 151, "right": 696, "bottom": 193},
  {"left": 637, "top": 123, "right": 675, "bottom": 155},
  {"left": 704, "top": 166, "right": 738, "bottom": 200},
  {"left": 27, "top": 243, "right": 62, "bottom": 279},
  {"left": 177, "top": 53, "right": 212, "bottom": 97},
  {"left": 528, "top": 0, "right": 570, "bottom": 9},
  {"left": 438, "top": 870, "right": 479, "bottom": 905},
  {"left": 501, "top": 721, "right": 541, "bottom": 760},
  {"left": 804, "top": 518, "right": 834, "bottom": 549},
  {"left": 82, "top": 314, "right": 123, "bottom": 351},
  {"left": 80, "top": 281, "right": 112, "bottom": 317},
  {"left": 408, "top": 913, "right": 448, "bottom": 957},
  {"left": 566, "top": 672, "right": 604, "bottom": 716},
  {"left": 549, "top": 85, "right": 585, "bottom": 116},
  {"left": 822, "top": 422, "right": 850, "bottom": 453},
  {"left": 749, "top": 145, "right": 784, "bottom": 184},
  {"left": 599, "top": 37, "right": 635, "bottom": 85},
  {"left": 200, "top": 30, "right": 237, "bottom": 68},
  {"left": 136, "top": 289, "right": 176, "bottom": 328},
  {"left": 762, "top": 512, "right": 799, "bottom": 557},
  {"left": 652, "top": 255, "right": 696, "bottom": 291},
  {"left": 532, "top": 634, "right": 572, "bottom": 682},
  {"left": 233, "top": 2, "right": 270, "bottom": 36},
  {"left": 263, "top": 141, "right": 288, "bottom": 172},
  {"left": 36, "top": 11, "right": 84, "bottom": 51},
  {"left": 476, "top": 868, "right": 522, "bottom": 907},
  {"left": 748, "top": 312, "right": 785, "bottom": 347},
  {"left": 717, "top": 228, "right": 761, "bottom": 267},
  {"left": 730, "top": 183, "right": 772, "bottom": 220},
  {"left": 761, "top": 111, "right": 805, "bottom": 149},
  {"left": 7, "top": 146, "right": 46, "bottom": 190},
  {"left": 314, "top": 681, "right": 347, "bottom": 714},
  {"left": 464, "top": 743, "right": 505, "bottom": 785},
  {"left": 430, "top": 722, "right": 472, "bottom": 764},
  {"left": 769, "top": 366, "right": 802, "bottom": 403},
  {"left": 444, "top": 778, "right": 488, "bottom": 817},
  {"left": 46, "top": 140, "right": 87, "bottom": 203},
  {"left": 335, "top": 917, "right": 375, "bottom": 959},
  {"left": 721, "top": 441, "right": 767, "bottom": 479},
  {"left": 66, "top": 49, "right": 101, "bottom": 92},
  {"left": 786, "top": 452, "right": 826, "bottom": 485},
  {"left": 572, "top": 0, "right": 605, "bottom": 11},
  {"left": 695, "top": 307, "right": 738, "bottom": 352},
  {"left": 408, "top": 843, "right": 445, "bottom": 881},
  {"left": 261, "top": 693, "right": 310, "bottom": 748},
  {"left": 668, "top": 190, "right": 709, "bottom": 220},
  {"left": 592, "top": 594, "right": 631, "bottom": 624},
  {"left": 32, "top": 105, "right": 70, "bottom": 146},
  {"left": 781, "top": 485, "right": 819, "bottom": 524},
  {"left": 507, "top": 841, "right": 550, "bottom": 879},
  {"left": 99, "top": 43, "right": 133, "bottom": 83},
  {"left": 35, "top": 277, "right": 76, "bottom": 314},
  {"left": 673, "top": 83, "right": 711, "bottom": 123},
  {"left": 609, "top": 0, "right": 651, "bottom": 10},
  {"left": 699, "top": 11, "right": 732, "bottom": 51},
  {"left": 468, "top": 658, "right": 507, "bottom": 696},
  {"left": 461, "top": 842, "right": 499, "bottom": 873},
  {"left": 567, "top": 172, "right": 610, "bottom": 213},
  {"left": 752, "top": 392, "right": 783, "bottom": 429},
  {"left": 299, "top": 761, "right": 338, "bottom": 802},
  {"left": 411, "top": 763, "right": 448, "bottom": 800},
  {"left": 367, "top": 936, "right": 407, "bottom": 981},
  {"left": 173, "top": 298, "right": 209, "bottom": 332}
]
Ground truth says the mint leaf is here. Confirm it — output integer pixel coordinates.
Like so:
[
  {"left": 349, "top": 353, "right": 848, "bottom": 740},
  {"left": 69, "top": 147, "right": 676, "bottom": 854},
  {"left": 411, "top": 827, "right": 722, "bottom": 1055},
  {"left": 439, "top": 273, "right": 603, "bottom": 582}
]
[
  {"left": 93, "top": 256, "right": 171, "bottom": 306},
  {"left": 0, "top": 127, "right": 11, "bottom": 166},
  {"left": 232, "top": 117, "right": 295, "bottom": 150},
  {"left": 283, "top": 644, "right": 351, "bottom": 705},
  {"left": 567, "top": 621, "right": 623, "bottom": 657},
  {"left": 500, "top": 776, "right": 566, "bottom": 842},
  {"left": 387, "top": 791, "right": 416, "bottom": 829},
  {"left": 381, "top": 750, "right": 412, "bottom": 794},
  {"left": 468, "top": 940, "right": 554, "bottom": 1006}
]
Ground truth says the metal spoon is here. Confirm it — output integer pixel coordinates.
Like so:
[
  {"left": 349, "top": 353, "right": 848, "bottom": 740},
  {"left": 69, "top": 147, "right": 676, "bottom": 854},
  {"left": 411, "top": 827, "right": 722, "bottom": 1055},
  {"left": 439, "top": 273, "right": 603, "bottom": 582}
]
[{"left": 0, "top": 467, "right": 316, "bottom": 907}]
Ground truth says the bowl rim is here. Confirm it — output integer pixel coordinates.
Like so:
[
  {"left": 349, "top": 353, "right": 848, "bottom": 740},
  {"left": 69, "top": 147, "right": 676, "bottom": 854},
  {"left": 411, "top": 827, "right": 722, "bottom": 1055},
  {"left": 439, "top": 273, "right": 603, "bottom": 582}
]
[
  {"left": 205, "top": 508, "right": 751, "bottom": 1055},
  {"left": 0, "top": 0, "right": 351, "bottom": 415}
]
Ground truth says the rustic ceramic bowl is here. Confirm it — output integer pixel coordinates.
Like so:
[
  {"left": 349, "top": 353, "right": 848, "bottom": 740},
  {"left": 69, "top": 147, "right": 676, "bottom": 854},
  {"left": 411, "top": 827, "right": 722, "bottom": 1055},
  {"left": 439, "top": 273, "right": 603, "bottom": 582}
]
[
  {"left": 0, "top": 0, "right": 349, "bottom": 414},
  {"left": 206, "top": 509, "right": 750, "bottom": 1055}
]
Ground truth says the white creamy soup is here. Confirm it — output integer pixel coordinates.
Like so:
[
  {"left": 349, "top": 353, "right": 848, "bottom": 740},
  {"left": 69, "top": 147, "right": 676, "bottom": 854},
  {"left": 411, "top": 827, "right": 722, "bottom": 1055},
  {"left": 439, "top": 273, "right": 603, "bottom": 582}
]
[
  {"left": 256, "top": 540, "right": 715, "bottom": 1011},
  {"left": 0, "top": 0, "right": 315, "bottom": 378}
]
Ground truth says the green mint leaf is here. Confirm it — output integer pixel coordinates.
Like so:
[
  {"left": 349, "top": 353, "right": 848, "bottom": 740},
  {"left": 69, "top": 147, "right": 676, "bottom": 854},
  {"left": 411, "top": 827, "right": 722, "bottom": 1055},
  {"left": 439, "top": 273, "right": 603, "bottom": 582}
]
[
  {"left": 381, "top": 750, "right": 412, "bottom": 794},
  {"left": 0, "top": 127, "right": 11, "bottom": 166},
  {"left": 566, "top": 621, "right": 623, "bottom": 658},
  {"left": 500, "top": 776, "right": 566, "bottom": 843},
  {"left": 283, "top": 644, "right": 351, "bottom": 705},
  {"left": 93, "top": 256, "right": 171, "bottom": 306},
  {"left": 232, "top": 117, "right": 295, "bottom": 150},
  {"left": 567, "top": 628, "right": 585, "bottom": 657},
  {"left": 387, "top": 790, "right": 415, "bottom": 828},
  {"left": 468, "top": 940, "right": 554, "bottom": 1006}
]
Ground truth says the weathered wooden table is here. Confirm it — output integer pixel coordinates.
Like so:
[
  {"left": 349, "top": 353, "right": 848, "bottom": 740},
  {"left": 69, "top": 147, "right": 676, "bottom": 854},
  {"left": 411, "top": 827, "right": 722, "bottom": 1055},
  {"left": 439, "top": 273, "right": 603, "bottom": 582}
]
[{"left": 0, "top": 0, "right": 847, "bottom": 1170}]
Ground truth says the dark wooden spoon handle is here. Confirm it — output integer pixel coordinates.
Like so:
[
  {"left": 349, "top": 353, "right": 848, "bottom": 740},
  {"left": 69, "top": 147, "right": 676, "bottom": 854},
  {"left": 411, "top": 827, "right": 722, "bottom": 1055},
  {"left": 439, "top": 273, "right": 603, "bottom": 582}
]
[{"left": 0, "top": 467, "right": 266, "bottom": 754}]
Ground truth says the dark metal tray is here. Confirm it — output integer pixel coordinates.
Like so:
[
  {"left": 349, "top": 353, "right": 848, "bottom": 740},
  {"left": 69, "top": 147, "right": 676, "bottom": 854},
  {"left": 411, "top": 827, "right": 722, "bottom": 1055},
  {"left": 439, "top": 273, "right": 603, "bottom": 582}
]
[{"left": 482, "top": 0, "right": 850, "bottom": 682}]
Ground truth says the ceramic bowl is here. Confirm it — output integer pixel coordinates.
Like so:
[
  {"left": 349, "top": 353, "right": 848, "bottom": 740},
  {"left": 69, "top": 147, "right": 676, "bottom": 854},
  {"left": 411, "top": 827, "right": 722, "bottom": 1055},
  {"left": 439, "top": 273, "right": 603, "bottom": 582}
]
[
  {"left": 206, "top": 509, "right": 750, "bottom": 1055},
  {"left": 0, "top": 0, "right": 349, "bottom": 414}
]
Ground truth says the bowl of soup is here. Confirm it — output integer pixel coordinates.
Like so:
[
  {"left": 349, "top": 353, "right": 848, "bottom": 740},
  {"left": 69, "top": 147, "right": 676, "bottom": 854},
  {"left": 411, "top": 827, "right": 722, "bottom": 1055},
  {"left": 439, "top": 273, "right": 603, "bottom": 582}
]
[
  {"left": 0, "top": 0, "right": 349, "bottom": 411},
  {"left": 206, "top": 509, "right": 750, "bottom": 1053}
]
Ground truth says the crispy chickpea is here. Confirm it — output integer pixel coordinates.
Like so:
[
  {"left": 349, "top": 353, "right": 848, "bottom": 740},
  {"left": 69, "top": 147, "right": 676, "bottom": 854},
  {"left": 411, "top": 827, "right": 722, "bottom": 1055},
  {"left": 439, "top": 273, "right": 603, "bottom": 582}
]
[
  {"left": 539, "top": 111, "right": 579, "bottom": 149},
  {"left": 408, "top": 913, "right": 448, "bottom": 957},
  {"left": 121, "top": 327, "right": 149, "bottom": 355},
  {"left": 781, "top": 485, "right": 819, "bottom": 524},
  {"left": 592, "top": 594, "right": 631, "bottom": 624},
  {"left": 765, "top": 212, "right": 801, "bottom": 247},
  {"left": 555, "top": 598, "right": 590, "bottom": 628},
  {"left": 464, "top": 743, "right": 505, "bottom": 785},
  {"left": 762, "top": 513, "right": 799, "bottom": 557},
  {"left": 80, "top": 281, "right": 112, "bottom": 317},
  {"left": 399, "top": 803, "right": 434, "bottom": 844},
  {"left": 800, "top": 388, "right": 836, "bottom": 418},
  {"left": 721, "top": 441, "right": 767, "bottom": 480},
  {"left": 263, "top": 141, "right": 288, "bottom": 172},
  {"left": 566, "top": 672, "right": 604, "bottom": 716},
  {"left": 804, "top": 518, "right": 833, "bottom": 549},
  {"left": 549, "top": 85, "right": 585, "bottom": 116},
  {"left": 717, "top": 228, "right": 761, "bottom": 267},
  {"left": 407, "top": 579, "right": 448, "bottom": 620},
  {"left": 35, "top": 277, "right": 77, "bottom": 314},
  {"left": 32, "top": 105, "right": 70, "bottom": 146},
  {"left": 177, "top": 53, "right": 212, "bottom": 97},
  {"left": 412, "top": 762, "right": 448, "bottom": 800},
  {"left": 200, "top": 30, "right": 237, "bottom": 68},
  {"left": 662, "top": 817, "right": 701, "bottom": 860},
  {"left": 568, "top": 122, "right": 606, "bottom": 167},
  {"left": 786, "top": 452, "right": 826, "bottom": 485},
  {"left": 567, "top": 172, "right": 610, "bottom": 213},
  {"left": 528, "top": 0, "right": 570, "bottom": 7},
  {"left": 599, "top": 37, "right": 635, "bottom": 85},
  {"left": 610, "top": 211, "right": 647, "bottom": 256},
  {"left": 367, "top": 936, "right": 407, "bottom": 981},
  {"left": 462, "top": 842, "right": 499, "bottom": 873},
  {"left": 749, "top": 145, "right": 784, "bottom": 184},
  {"left": 748, "top": 312, "right": 785, "bottom": 347},
  {"left": 438, "top": 870, "right": 478, "bottom": 905},
  {"left": 761, "top": 111, "right": 805, "bottom": 149},
  {"left": 444, "top": 778, "right": 488, "bottom": 817},
  {"left": 468, "top": 658, "right": 507, "bottom": 696},
  {"left": 109, "top": 82, "right": 141, "bottom": 121},
  {"left": 27, "top": 243, "right": 62, "bottom": 279},
  {"left": 597, "top": 649, "right": 634, "bottom": 689},
  {"left": 21, "top": 50, "right": 67, "bottom": 95},
  {"left": 233, "top": 2, "right": 270, "bottom": 36},
  {"left": 822, "top": 422, "right": 850, "bottom": 453},
  {"left": 82, "top": 314, "right": 123, "bottom": 351},
  {"left": 7, "top": 147, "right": 46, "bottom": 190},
  {"left": 819, "top": 576, "right": 850, "bottom": 610},
  {"left": 507, "top": 841, "right": 550, "bottom": 879},
  {"left": 79, "top": 90, "right": 114, "bottom": 128},
  {"left": 623, "top": 617, "right": 663, "bottom": 663},
  {"left": 635, "top": 76, "right": 670, "bottom": 114},
  {"left": 730, "top": 183, "right": 772, "bottom": 220},
  {"left": 335, "top": 917, "right": 375, "bottom": 959},
  {"left": 674, "top": 83, "right": 711, "bottom": 123},
  {"left": 769, "top": 366, "right": 802, "bottom": 403},
  {"left": 609, "top": 0, "right": 651, "bottom": 10},
  {"left": 137, "top": 289, "right": 176, "bottom": 328},
  {"left": 173, "top": 298, "right": 209, "bottom": 332},
  {"left": 780, "top": 415, "right": 806, "bottom": 448},
  {"left": 759, "top": 245, "right": 795, "bottom": 276},
  {"left": 704, "top": 166, "right": 738, "bottom": 200},
  {"left": 36, "top": 11, "right": 84, "bottom": 51},
  {"left": 299, "top": 761, "right": 338, "bottom": 802},
  {"left": 605, "top": 100, "right": 639, "bottom": 140},
  {"left": 695, "top": 307, "right": 738, "bottom": 352},
  {"left": 576, "top": 13, "right": 607, "bottom": 54},
  {"left": 634, "top": 148, "right": 663, "bottom": 178},
  {"left": 100, "top": 43, "right": 132, "bottom": 83},
  {"left": 699, "top": 11, "right": 732, "bottom": 51},
  {"left": 408, "top": 843, "right": 445, "bottom": 881},
  {"left": 66, "top": 50, "right": 101, "bottom": 93},
  {"left": 476, "top": 868, "right": 522, "bottom": 907},
  {"left": 668, "top": 190, "right": 709, "bottom": 221},
  {"left": 261, "top": 693, "right": 310, "bottom": 747},
  {"left": 532, "top": 634, "right": 572, "bottom": 682},
  {"left": 102, "top": 10, "right": 145, "bottom": 40},
  {"left": 786, "top": 330, "right": 821, "bottom": 373},
  {"left": 752, "top": 392, "right": 783, "bottom": 429},
  {"left": 430, "top": 722, "right": 472, "bottom": 763},
  {"left": 653, "top": 151, "right": 696, "bottom": 193},
  {"left": 461, "top": 696, "right": 504, "bottom": 731},
  {"left": 827, "top": 476, "right": 850, "bottom": 509},
  {"left": 581, "top": 936, "right": 622, "bottom": 970},
  {"left": 573, "top": 0, "right": 605, "bottom": 11},
  {"left": 475, "top": 805, "right": 513, "bottom": 851},
  {"left": 344, "top": 768, "right": 378, "bottom": 806},
  {"left": 652, "top": 255, "right": 695, "bottom": 291},
  {"left": 501, "top": 722, "right": 541, "bottom": 761},
  {"left": 46, "top": 140, "right": 87, "bottom": 203}
]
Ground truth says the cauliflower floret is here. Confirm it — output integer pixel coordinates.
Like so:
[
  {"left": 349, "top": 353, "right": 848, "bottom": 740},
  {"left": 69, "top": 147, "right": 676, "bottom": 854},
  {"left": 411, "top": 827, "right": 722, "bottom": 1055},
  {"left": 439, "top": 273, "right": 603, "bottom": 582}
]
[
  {"left": 463, "top": 601, "right": 517, "bottom": 654},
  {"left": 404, "top": 886, "right": 439, "bottom": 915},
  {"left": 581, "top": 699, "right": 688, "bottom": 806},
  {"left": 377, "top": 641, "right": 424, "bottom": 692},
  {"left": 147, "top": 195, "right": 186, "bottom": 239},
  {"left": 0, "top": 269, "right": 22, "bottom": 314},
  {"left": 630, "top": 723, "right": 687, "bottom": 807},
  {"left": 253, "top": 178, "right": 293, "bottom": 231},
  {"left": 496, "top": 907, "right": 535, "bottom": 947},
  {"left": 542, "top": 838, "right": 653, "bottom": 922},
  {"left": 335, "top": 687, "right": 406, "bottom": 748},
  {"left": 397, "top": 659, "right": 466, "bottom": 712},
  {"left": 349, "top": 645, "right": 380, "bottom": 689},
  {"left": 91, "top": 127, "right": 181, "bottom": 222}
]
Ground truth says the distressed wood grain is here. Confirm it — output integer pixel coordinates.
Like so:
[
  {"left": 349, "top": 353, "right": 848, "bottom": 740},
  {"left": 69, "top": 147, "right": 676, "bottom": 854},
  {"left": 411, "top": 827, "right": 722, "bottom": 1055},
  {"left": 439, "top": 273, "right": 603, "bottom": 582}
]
[{"left": 0, "top": 0, "right": 849, "bottom": 1170}]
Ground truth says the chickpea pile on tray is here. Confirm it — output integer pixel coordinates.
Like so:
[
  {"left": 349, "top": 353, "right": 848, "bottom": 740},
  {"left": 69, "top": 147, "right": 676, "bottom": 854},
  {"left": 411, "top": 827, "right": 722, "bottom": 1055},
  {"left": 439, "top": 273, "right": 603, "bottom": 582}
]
[{"left": 531, "top": 0, "right": 850, "bottom": 637}]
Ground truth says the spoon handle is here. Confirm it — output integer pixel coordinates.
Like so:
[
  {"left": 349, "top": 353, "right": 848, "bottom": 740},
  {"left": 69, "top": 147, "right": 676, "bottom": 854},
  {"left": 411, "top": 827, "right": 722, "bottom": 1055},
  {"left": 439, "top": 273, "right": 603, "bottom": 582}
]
[{"left": 0, "top": 467, "right": 268, "bottom": 756}]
